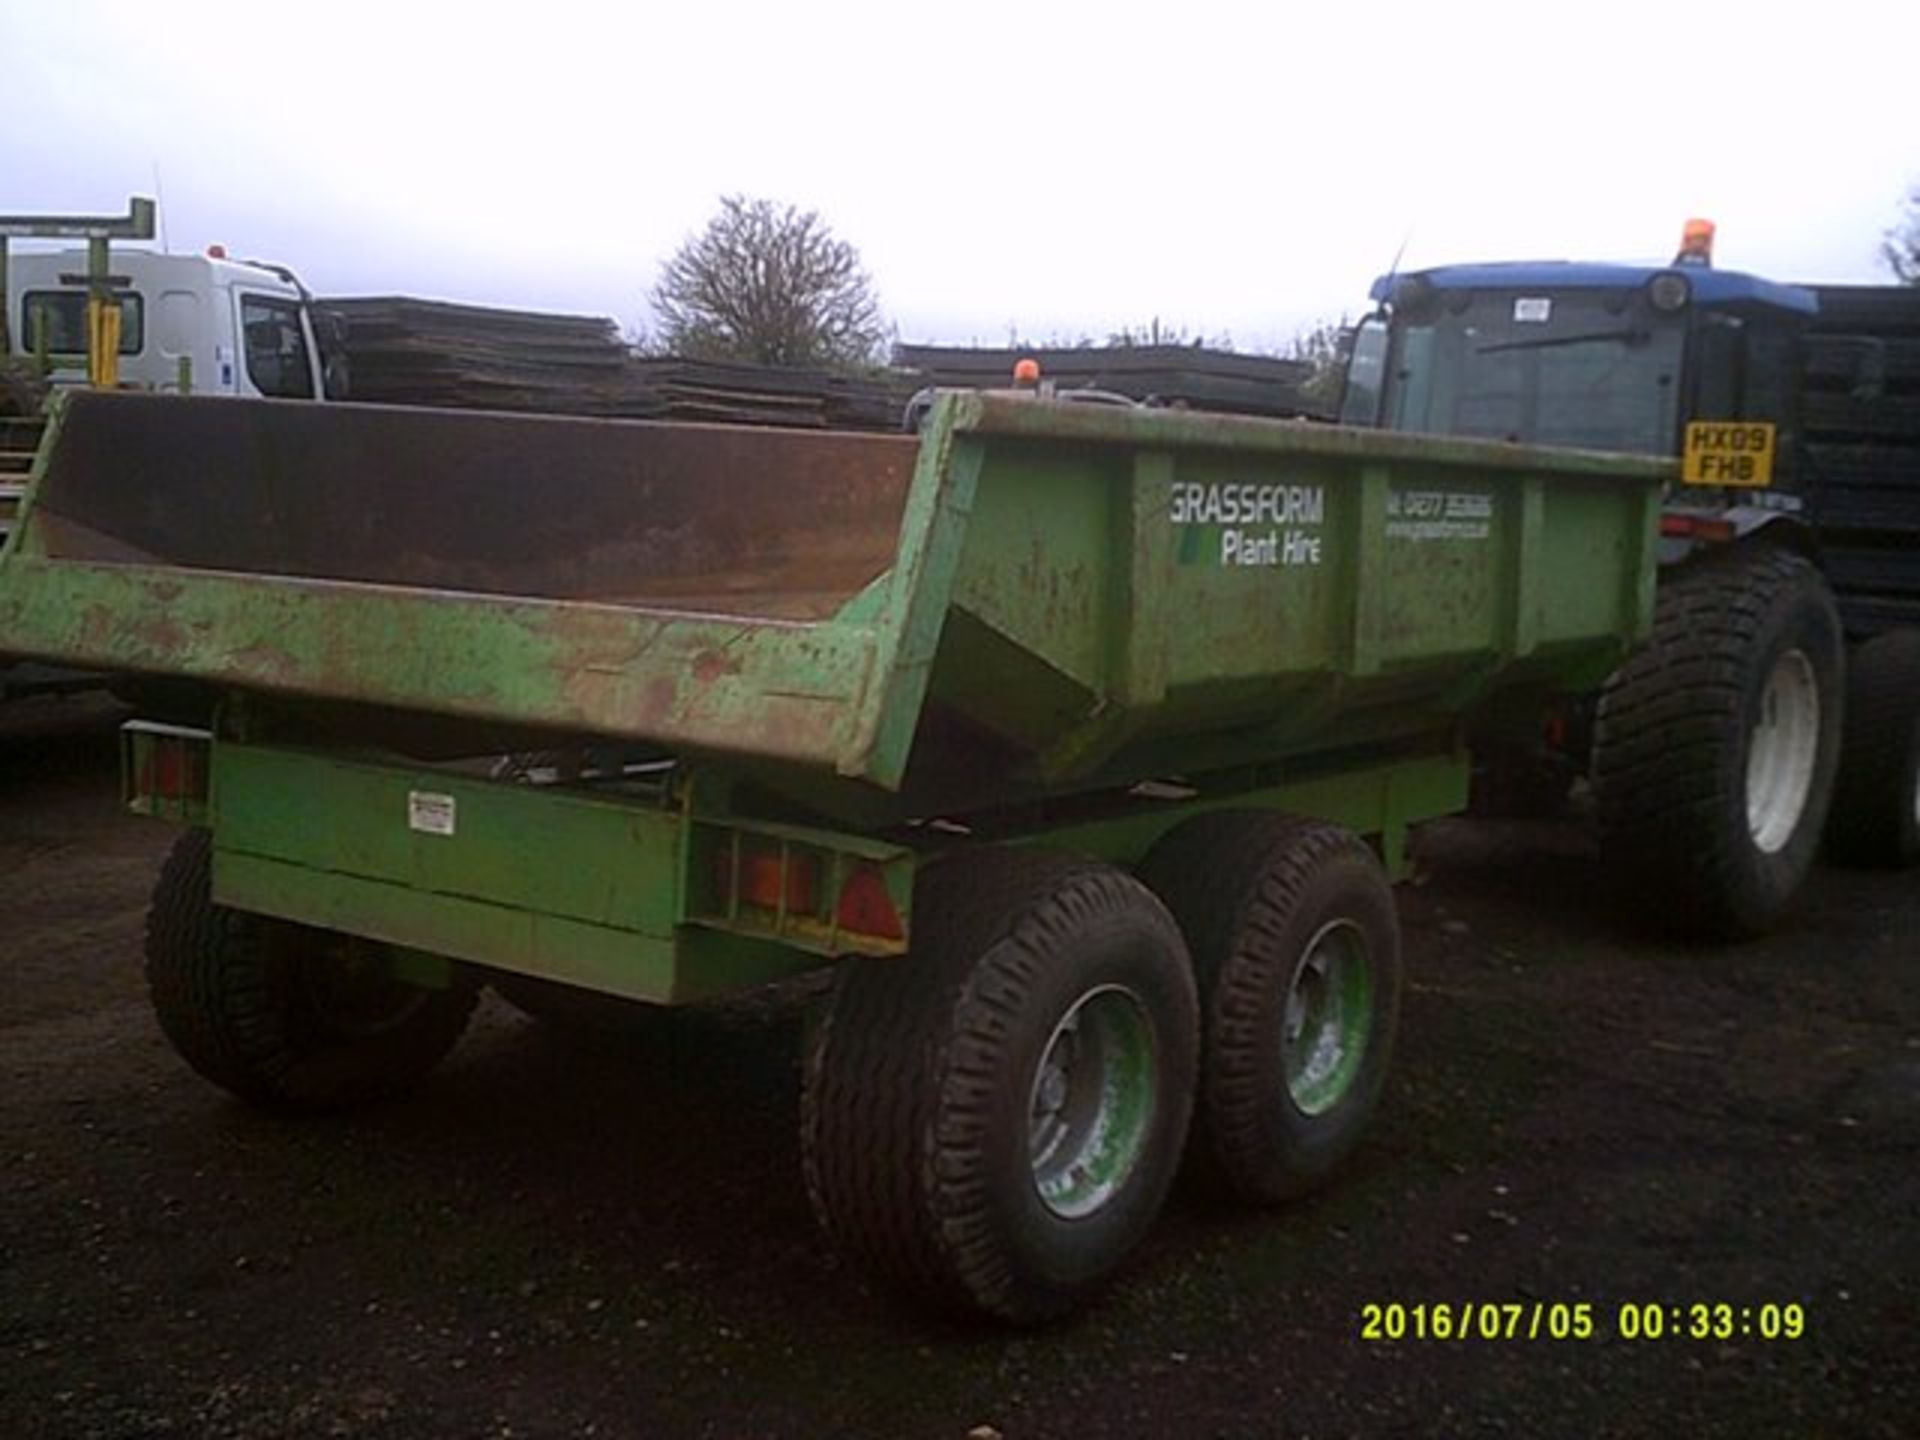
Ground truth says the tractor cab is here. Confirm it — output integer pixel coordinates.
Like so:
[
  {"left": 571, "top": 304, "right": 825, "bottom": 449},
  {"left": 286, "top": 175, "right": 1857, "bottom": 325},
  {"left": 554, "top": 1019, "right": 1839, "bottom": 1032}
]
[{"left": 1341, "top": 251, "right": 1818, "bottom": 505}]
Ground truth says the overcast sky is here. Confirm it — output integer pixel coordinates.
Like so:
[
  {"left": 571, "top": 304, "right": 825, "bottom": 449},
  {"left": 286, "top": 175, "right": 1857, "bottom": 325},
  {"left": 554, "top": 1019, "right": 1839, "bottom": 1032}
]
[{"left": 3, "top": 0, "right": 1914, "bottom": 353}]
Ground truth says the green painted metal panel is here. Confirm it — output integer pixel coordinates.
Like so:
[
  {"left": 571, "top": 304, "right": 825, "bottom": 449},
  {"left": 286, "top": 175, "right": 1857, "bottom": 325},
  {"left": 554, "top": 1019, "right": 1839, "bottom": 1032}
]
[
  {"left": 216, "top": 852, "right": 837, "bottom": 1005},
  {"left": 1, "top": 553, "right": 877, "bottom": 774},
  {"left": 215, "top": 850, "right": 687, "bottom": 1001},
  {"left": 213, "top": 744, "right": 685, "bottom": 936},
  {"left": 1008, "top": 750, "right": 1468, "bottom": 880},
  {"left": 0, "top": 388, "right": 1666, "bottom": 823},
  {"left": 206, "top": 741, "right": 914, "bottom": 1002}
]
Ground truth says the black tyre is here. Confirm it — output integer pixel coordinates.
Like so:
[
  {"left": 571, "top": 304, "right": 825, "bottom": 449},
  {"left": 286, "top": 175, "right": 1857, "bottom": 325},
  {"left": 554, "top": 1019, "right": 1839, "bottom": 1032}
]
[
  {"left": 144, "top": 830, "right": 478, "bottom": 1112},
  {"left": 490, "top": 971, "right": 666, "bottom": 1034},
  {"left": 1826, "top": 630, "right": 1920, "bottom": 868},
  {"left": 1138, "top": 814, "right": 1402, "bottom": 1204},
  {"left": 801, "top": 851, "right": 1197, "bottom": 1323},
  {"left": 1592, "top": 546, "right": 1844, "bottom": 939}
]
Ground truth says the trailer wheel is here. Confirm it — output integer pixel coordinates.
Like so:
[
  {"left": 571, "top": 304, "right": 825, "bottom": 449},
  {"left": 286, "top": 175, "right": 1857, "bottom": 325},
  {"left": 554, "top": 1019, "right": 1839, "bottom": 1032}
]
[
  {"left": 490, "top": 971, "right": 665, "bottom": 1034},
  {"left": 1826, "top": 630, "right": 1920, "bottom": 868},
  {"left": 1138, "top": 814, "right": 1401, "bottom": 1204},
  {"left": 144, "top": 830, "right": 478, "bottom": 1112},
  {"left": 801, "top": 852, "right": 1197, "bottom": 1323},
  {"left": 1592, "top": 546, "right": 1843, "bottom": 939}
]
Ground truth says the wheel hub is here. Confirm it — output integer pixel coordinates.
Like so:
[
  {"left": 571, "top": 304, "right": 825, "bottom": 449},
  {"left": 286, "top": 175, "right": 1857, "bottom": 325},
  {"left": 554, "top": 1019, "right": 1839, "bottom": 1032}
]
[
  {"left": 1027, "top": 984, "right": 1157, "bottom": 1220},
  {"left": 1746, "top": 648, "right": 1821, "bottom": 855},
  {"left": 1282, "top": 919, "right": 1372, "bottom": 1116}
]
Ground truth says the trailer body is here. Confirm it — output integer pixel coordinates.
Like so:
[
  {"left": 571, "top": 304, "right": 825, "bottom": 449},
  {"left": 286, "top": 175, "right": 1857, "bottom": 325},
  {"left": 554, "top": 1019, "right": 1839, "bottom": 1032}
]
[
  {"left": 0, "top": 388, "right": 1664, "bottom": 1319},
  {"left": 2, "top": 389, "right": 1660, "bottom": 992}
]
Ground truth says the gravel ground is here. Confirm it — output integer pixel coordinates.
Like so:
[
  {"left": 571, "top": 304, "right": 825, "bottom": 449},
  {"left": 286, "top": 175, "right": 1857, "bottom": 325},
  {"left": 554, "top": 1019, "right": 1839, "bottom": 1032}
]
[{"left": 2, "top": 696, "right": 1915, "bottom": 1439}]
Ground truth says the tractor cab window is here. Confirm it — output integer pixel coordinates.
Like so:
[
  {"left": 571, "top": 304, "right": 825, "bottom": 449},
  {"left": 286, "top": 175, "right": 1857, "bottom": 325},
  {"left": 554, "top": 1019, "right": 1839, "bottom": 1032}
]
[
  {"left": 1689, "top": 311, "right": 1801, "bottom": 439},
  {"left": 1381, "top": 289, "right": 1686, "bottom": 456},
  {"left": 240, "top": 293, "right": 317, "bottom": 399},
  {"left": 21, "top": 290, "right": 145, "bottom": 356},
  {"left": 1691, "top": 313, "right": 1743, "bottom": 418},
  {"left": 1338, "top": 316, "right": 1389, "bottom": 426}
]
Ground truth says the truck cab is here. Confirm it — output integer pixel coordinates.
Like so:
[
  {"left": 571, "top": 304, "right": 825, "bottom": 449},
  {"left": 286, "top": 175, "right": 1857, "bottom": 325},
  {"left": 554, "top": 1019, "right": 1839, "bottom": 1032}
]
[{"left": 7, "top": 247, "right": 327, "bottom": 400}]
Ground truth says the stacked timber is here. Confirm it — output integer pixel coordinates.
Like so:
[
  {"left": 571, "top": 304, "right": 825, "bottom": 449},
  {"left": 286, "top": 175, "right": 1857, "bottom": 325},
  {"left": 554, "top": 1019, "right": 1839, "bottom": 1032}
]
[
  {"left": 628, "top": 358, "right": 919, "bottom": 431},
  {"left": 893, "top": 343, "right": 1321, "bottom": 418},
  {"left": 1801, "top": 286, "right": 1920, "bottom": 636},
  {"left": 317, "top": 297, "right": 665, "bottom": 418}
]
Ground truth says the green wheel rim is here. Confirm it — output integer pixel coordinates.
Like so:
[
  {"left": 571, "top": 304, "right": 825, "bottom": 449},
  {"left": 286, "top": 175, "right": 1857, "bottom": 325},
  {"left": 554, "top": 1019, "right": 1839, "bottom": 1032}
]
[
  {"left": 1282, "top": 919, "right": 1373, "bottom": 1116},
  {"left": 1027, "top": 984, "right": 1159, "bottom": 1220}
]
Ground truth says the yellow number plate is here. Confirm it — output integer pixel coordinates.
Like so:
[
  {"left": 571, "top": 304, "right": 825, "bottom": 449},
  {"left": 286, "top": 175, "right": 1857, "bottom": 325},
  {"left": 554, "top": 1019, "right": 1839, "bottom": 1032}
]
[{"left": 1682, "top": 421, "right": 1775, "bottom": 488}]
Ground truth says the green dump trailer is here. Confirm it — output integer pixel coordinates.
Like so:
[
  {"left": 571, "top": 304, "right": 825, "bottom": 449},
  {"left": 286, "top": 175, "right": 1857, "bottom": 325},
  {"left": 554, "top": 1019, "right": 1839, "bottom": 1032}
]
[{"left": 0, "top": 388, "right": 1666, "bottom": 1321}]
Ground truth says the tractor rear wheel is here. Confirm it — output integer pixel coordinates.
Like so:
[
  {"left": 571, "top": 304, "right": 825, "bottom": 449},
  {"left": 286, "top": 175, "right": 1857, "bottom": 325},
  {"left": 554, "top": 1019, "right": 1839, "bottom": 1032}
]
[
  {"left": 1826, "top": 629, "right": 1920, "bottom": 868},
  {"left": 1592, "top": 546, "right": 1843, "bottom": 939}
]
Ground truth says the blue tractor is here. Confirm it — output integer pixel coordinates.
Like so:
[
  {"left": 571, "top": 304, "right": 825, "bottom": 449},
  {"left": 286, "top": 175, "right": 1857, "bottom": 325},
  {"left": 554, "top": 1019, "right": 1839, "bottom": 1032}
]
[{"left": 1342, "top": 227, "right": 1920, "bottom": 937}]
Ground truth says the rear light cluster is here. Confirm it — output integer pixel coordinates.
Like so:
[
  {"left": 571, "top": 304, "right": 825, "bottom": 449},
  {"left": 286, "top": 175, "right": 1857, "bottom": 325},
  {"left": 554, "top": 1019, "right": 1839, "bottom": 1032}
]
[
  {"left": 1660, "top": 512, "right": 1736, "bottom": 544},
  {"left": 702, "top": 832, "right": 906, "bottom": 948},
  {"left": 122, "top": 722, "right": 211, "bottom": 821}
]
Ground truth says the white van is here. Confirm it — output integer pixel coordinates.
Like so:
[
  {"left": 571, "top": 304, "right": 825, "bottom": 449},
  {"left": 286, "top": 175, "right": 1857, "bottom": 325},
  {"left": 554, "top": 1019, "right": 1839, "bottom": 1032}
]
[{"left": 7, "top": 247, "right": 328, "bottom": 400}]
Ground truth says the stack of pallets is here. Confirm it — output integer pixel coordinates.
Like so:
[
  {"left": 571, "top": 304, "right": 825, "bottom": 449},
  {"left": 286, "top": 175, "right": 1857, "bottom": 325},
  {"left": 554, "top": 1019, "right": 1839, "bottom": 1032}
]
[
  {"left": 317, "top": 297, "right": 665, "bottom": 418},
  {"left": 892, "top": 343, "right": 1322, "bottom": 418}
]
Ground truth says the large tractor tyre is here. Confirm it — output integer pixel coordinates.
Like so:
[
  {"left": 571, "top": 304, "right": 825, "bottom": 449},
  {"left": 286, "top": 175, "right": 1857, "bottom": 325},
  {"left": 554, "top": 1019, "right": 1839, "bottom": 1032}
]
[
  {"left": 144, "top": 830, "right": 479, "bottom": 1112},
  {"left": 1826, "top": 630, "right": 1920, "bottom": 868},
  {"left": 801, "top": 851, "right": 1198, "bottom": 1324},
  {"left": 1592, "top": 547, "right": 1843, "bottom": 940},
  {"left": 1138, "top": 814, "right": 1402, "bottom": 1205}
]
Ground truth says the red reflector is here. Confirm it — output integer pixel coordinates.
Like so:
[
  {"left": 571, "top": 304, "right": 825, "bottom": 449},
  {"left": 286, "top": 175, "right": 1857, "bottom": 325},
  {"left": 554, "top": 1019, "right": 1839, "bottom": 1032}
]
[
  {"left": 835, "top": 864, "right": 904, "bottom": 941},
  {"left": 156, "top": 743, "right": 186, "bottom": 798},
  {"left": 1660, "top": 513, "right": 1736, "bottom": 544},
  {"left": 719, "top": 846, "right": 818, "bottom": 914},
  {"left": 140, "top": 740, "right": 204, "bottom": 802}
]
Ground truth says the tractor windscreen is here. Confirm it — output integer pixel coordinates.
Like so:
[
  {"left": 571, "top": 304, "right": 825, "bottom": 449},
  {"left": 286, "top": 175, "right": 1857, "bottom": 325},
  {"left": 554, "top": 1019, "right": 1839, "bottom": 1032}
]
[{"left": 1382, "top": 288, "right": 1685, "bottom": 456}]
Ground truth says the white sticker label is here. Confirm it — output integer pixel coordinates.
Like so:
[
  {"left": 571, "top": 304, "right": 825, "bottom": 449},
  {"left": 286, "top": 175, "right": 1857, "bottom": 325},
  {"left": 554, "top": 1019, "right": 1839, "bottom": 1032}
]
[
  {"left": 1513, "top": 297, "right": 1552, "bottom": 323},
  {"left": 408, "top": 790, "right": 457, "bottom": 837}
]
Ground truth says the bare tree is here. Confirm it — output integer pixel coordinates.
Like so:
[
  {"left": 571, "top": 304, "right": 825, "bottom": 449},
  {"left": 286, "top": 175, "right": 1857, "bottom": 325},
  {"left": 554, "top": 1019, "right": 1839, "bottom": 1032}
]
[
  {"left": 1287, "top": 316, "right": 1352, "bottom": 415},
  {"left": 1883, "top": 184, "right": 1920, "bottom": 286},
  {"left": 650, "top": 196, "right": 888, "bottom": 368}
]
